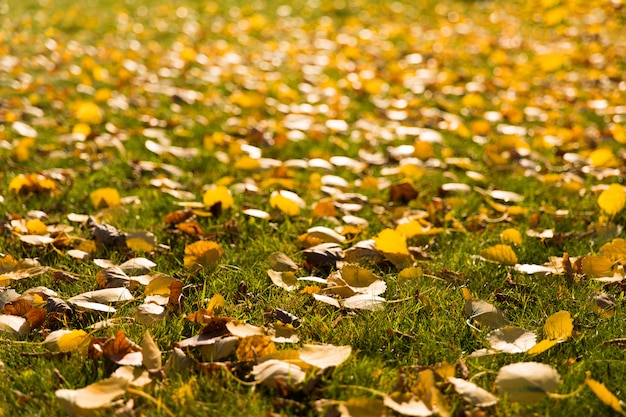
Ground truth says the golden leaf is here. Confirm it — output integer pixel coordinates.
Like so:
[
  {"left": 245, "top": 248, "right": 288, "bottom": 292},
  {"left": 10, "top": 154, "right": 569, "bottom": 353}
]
[
  {"left": 543, "top": 311, "right": 573, "bottom": 341},
  {"left": 479, "top": 244, "right": 518, "bottom": 266},
  {"left": 599, "top": 238, "right": 626, "bottom": 262},
  {"left": 236, "top": 335, "right": 276, "bottom": 362},
  {"left": 270, "top": 190, "right": 304, "bottom": 216},
  {"left": 183, "top": 240, "right": 223, "bottom": 269},
  {"left": 373, "top": 229, "right": 409, "bottom": 255},
  {"left": 203, "top": 185, "right": 234, "bottom": 210},
  {"left": 581, "top": 256, "right": 614, "bottom": 277},
  {"left": 90, "top": 188, "right": 120, "bottom": 209},
  {"left": 527, "top": 338, "right": 560, "bottom": 355},
  {"left": 45, "top": 329, "right": 90, "bottom": 352},
  {"left": 73, "top": 101, "right": 103, "bottom": 124},
  {"left": 598, "top": 184, "right": 625, "bottom": 216},
  {"left": 585, "top": 373, "right": 624, "bottom": 414},
  {"left": 500, "top": 228, "right": 523, "bottom": 245}
]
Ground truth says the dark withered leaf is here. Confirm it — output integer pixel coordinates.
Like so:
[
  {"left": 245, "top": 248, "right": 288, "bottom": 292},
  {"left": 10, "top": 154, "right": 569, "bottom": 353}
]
[
  {"left": 88, "top": 217, "right": 127, "bottom": 248},
  {"left": 95, "top": 267, "right": 130, "bottom": 288},
  {"left": 389, "top": 182, "right": 418, "bottom": 204},
  {"left": 302, "top": 242, "right": 344, "bottom": 270},
  {"left": 272, "top": 308, "right": 301, "bottom": 328}
]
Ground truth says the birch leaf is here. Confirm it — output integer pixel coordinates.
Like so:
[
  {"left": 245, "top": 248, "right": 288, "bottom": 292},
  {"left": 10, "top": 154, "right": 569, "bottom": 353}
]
[
  {"left": 56, "top": 377, "right": 128, "bottom": 416},
  {"left": 598, "top": 184, "right": 626, "bottom": 216},
  {"left": 488, "top": 326, "right": 537, "bottom": 353},
  {"left": 585, "top": 372, "right": 625, "bottom": 414},
  {"left": 543, "top": 311, "right": 573, "bottom": 341},
  {"left": 495, "top": 362, "right": 561, "bottom": 403},
  {"left": 479, "top": 244, "right": 517, "bottom": 266},
  {"left": 448, "top": 377, "right": 498, "bottom": 407},
  {"left": 141, "top": 331, "right": 162, "bottom": 371},
  {"left": 251, "top": 359, "right": 306, "bottom": 388},
  {"left": 299, "top": 344, "right": 352, "bottom": 369}
]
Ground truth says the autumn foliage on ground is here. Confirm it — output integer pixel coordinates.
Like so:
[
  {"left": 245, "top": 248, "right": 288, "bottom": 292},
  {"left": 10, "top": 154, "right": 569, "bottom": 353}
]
[{"left": 0, "top": 0, "right": 625, "bottom": 415}]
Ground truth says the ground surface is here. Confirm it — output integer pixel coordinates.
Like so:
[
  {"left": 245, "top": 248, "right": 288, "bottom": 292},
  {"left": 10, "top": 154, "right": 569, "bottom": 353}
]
[{"left": 0, "top": 0, "right": 625, "bottom": 415}]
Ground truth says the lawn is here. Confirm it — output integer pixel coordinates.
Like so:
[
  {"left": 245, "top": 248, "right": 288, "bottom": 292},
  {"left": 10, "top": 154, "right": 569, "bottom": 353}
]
[{"left": 0, "top": 0, "right": 625, "bottom": 415}]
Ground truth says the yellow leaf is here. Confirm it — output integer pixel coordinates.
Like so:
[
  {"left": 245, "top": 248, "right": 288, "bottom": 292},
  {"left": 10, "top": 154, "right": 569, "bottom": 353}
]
[
  {"left": 206, "top": 294, "right": 225, "bottom": 314},
  {"left": 395, "top": 221, "right": 424, "bottom": 238},
  {"left": 90, "top": 188, "right": 120, "bottom": 209},
  {"left": 45, "top": 329, "right": 90, "bottom": 352},
  {"left": 126, "top": 231, "right": 155, "bottom": 252},
  {"left": 599, "top": 238, "right": 626, "bottom": 262},
  {"left": 236, "top": 335, "right": 276, "bottom": 362},
  {"left": 374, "top": 229, "right": 408, "bottom": 255},
  {"left": 398, "top": 266, "right": 422, "bottom": 281},
  {"left": 543, "top": 311, "right": 573, "bottom": 341},
  {"left": 14, "top": 137, "right": 35, "bottom": 162},
  {"left": 72, "top": 123, "right": 92, "bottom": 137},
  {"left": 598, "top": 184, "right": 625, "bottom": 216},
  {"left": 234, "top": 155, "right": 260, "bottom": 171},
  {"left": 73, "top": 101, "right": 103, "bottom": 124},
  {"left": 539, "top": 53, "right": 565, "bottom": 72},
  {"left": 500, "top": 228, "right": 523, "bottom": 245},
  {"left": 586, "top": 373, "right": 624, "bottom": 414},
  {"left": 543, "top": 6, "right": 566, "bottom": 26},
  {"left": 183, "top": 240, "right": 223, "bottom": 269},
  {"left": 581, "top": 256, "right": 614, "bottom": 277},
  {"left": 26, "top": 219, "right": 48, "bottom": 235},
  {"left": 590, "top": 148, "right": 618, "bottom": 168},
  {"left": 479, "top": 244, "right": 518, "bottom": 266},
  {"left": 609, "top": 124, "right": 626, "bottom": 144},
  {"left": 145, "top": 274, "right": 177, "bottom": 296},
  {"left": 270, "top": 190, "right": 304, "bottom": 216},
  {"left": 202, "top": 185, "right": 234, "bottom": 210},
  {"left": 76, "top": 240, "right": 97, "bottom": 255}
]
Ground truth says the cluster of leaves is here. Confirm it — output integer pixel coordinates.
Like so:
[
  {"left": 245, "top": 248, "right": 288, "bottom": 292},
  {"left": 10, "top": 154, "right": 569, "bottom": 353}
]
[{"left": 1, "top": 0, "right": 625, "bottom": 415}]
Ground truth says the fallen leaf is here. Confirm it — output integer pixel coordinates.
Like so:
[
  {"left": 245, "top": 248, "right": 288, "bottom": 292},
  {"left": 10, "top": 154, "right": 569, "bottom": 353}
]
[
  {"left": 184, "top": 241, "right": 223, "bottom": 269},
  {"left": 298, "top": 344, "right": 351, "bottom": 369},
  {"left": 479, "top": 244, "right": 518, "bottom": 266},
  {"left": 495, "top": 362, "right": 561, "bottom": 404},
  {"left": 56, "top": 377, "right": 128, "bottom": 416},
  {"left": 448, "top": 377, "right": 498, "bottom": 407},
  {"left": 585, "top": 372, "right": 624, "bottom": 414},
  {"left": 598, "top": 184, "right": 626, "bottom": 216},
  {"left": 45, "top": 329, "right": 90, "bottom": 352},
  {"left": 90, "top": 188, "right": 121, "bottom": 209},
  {"left": 251, "top": 359, "right": 306, "bottom": 388}
]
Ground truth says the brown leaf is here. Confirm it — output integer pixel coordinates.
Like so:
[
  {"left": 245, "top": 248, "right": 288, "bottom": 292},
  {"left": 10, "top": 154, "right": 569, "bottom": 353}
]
[
  {"left": 4, "top": 299, "right": 33, "bottom": 316},
  {"left": 389, "top": 182, "right": 418, "bottom": 204},
  {"left": 102, "top": 330, "right": 141, "bottom": 364},
  {"left": 176, "top": 221, "right": 205, "bottom": 238},
  {"left": 167, "top": 280, "right": 183, "bottom": 310},
  {"left": 199, "top": 316, "right": 233, "bottom": 338},
  {"left": 164, "top": 209, "right": 194, "bottom": 225},
  {"left": 25, "top": 307, "right": 47, "bottom": 330}
]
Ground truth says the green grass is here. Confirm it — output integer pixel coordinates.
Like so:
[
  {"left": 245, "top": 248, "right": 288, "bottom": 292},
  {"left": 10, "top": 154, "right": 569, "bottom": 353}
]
[{"left": 0, "top": 0, "right": 625, "bottom": 415}]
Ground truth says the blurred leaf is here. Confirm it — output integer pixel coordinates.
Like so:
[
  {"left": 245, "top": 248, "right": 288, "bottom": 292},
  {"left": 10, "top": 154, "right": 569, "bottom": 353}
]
[
  {"left": 585, "top": 372, "right": 625, "bottom": 414},
  {"left": 90, "top": 188, "right": 121, "bottom": 209},
  {"left": 184, "top": 241, "right": 223, "bottom": 269},
  {"left": 479, "top": 244, "right": 518, "bottom": 266},
  {"left": 495, "top": 362, "right": 561, "bottom": 404},
  {"left": 598, "top": 184, "right": 626, "bottom": 216},
  {"left": 448, "top": 377, "right": 498, "bottom": 408}
]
